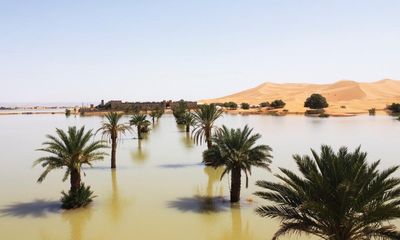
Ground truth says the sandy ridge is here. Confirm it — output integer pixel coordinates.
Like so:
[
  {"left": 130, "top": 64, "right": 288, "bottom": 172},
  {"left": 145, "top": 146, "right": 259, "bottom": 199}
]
[{"left": 200, "top": 79, "right": 400, "bottom": 114}]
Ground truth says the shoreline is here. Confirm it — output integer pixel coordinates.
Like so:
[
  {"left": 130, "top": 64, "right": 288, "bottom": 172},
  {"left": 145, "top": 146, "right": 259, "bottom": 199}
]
[{"left": 0, "top": 108, "right": 391, "bottom": 117}]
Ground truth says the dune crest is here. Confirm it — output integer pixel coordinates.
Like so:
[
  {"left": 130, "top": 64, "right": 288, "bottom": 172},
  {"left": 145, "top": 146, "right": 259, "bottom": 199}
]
[{"left": 201, "top": 79, "right": 400, "bottom": 114}]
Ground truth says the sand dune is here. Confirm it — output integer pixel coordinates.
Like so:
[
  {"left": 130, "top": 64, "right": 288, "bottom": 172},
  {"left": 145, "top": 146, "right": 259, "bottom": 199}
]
[{"left": 201, "top": 79, "right": 400, "bottom": 114}]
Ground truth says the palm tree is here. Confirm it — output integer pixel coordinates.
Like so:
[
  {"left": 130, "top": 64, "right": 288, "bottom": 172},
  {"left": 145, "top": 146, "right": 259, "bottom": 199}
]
[
  {"left": 192, "top": 104, "right": 223, "bottom": 149},
  {"left": 149, "top": 107, "right": 164, "bottom": 124},
  {"left": 172, "top": 100, "right": 188, "bottom": 124},
  {"left": 255, "top": 145, "right": 400, "bottom": 240},
  {"left": 97, "top": 112, "right": 131, "bottom": 169},
  {"left": 182, "top": 111, "right": 195, "bottom": 133},
  {"left": 130, "top": 113, "right": 150, "bottom": 139},
  {"left": 34, "top": 126, "right": 107, "bottom": 208},
  {"left": 149, "top": 110, "right": 158, "bottom": 124},
  {"left": 155, "top": 107, "right": 164, "bottom": 121},
  {"left": 203, "top": 125, "right": 272, "bottom": 203}
]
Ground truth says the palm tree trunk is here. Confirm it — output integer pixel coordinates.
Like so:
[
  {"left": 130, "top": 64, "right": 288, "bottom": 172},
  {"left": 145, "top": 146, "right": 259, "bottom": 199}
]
[
  {"left": 70, "top": 168, "right": 81, "bottom": 192},
  {"left": 137, "top": 126, "right": 142, "bottom": 139},
  {"left": 206, "top": 127, "right": 212, "bottom": 149},
  {"left": 111, "top": 135, "right": 117, "bottom": 169},
  {"left": 230, "top": 167, "right": 241, "bottom": 203}
]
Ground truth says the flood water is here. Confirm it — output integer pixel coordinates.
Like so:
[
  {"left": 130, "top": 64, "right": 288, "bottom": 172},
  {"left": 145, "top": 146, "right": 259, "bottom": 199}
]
[{"left": 0, "top": 113, "right": 399, "bottom": 240}]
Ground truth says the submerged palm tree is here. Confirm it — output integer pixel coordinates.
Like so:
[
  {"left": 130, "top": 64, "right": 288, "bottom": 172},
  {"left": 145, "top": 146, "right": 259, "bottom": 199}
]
[
  {"left": 149, "top": 107, "right": 164, "bottom": 124},
  {"left": 34, "top": 126, "right": 107, "bottom": 208},
  {"left": 192, "top": 104, "right": 223, "bottom": 149},
  {"left": 130, "top": 113, "right": 150, "bottom": 139},
  {"left": 255, "top": 145, "right": 400, "bottom": 240},
  {"left": 149, "top": 110, "right": 158, "bottom": 124},
  {"left": 97, "top": 112, "right": 131, "bottom": 168},
  {"left": 182, "top": 111, "right": 195, "bottom": 133},
  {"left": 203, "top": 125, "right": 272, "bottom": 203}
]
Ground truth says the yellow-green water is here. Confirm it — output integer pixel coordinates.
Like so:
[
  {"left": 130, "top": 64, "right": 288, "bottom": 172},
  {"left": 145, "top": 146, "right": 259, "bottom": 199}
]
[{"left": 0, "top": 114, "right": 399, "bottom": 239}]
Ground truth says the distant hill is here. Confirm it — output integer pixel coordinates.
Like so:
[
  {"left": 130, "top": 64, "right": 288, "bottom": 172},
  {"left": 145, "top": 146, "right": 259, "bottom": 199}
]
[{"left": 200, "top": 79, "right": 400, "bottom": 114}]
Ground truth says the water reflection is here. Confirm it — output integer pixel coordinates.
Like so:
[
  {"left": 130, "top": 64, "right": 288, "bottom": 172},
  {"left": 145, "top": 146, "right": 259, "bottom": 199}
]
[
  {"left": 203, "top": 166, "right": 225, "bottom": 197},
  {"left": 130, "top": 140, "right": 148, "bottom": 164},
  {"left": 106, "top": 170, "right": 133, "bottom": 222},
  {"left": 62, "top": 207, "right": 92, "bottom": 240},
  {"left": 218, "top": 206, "right": 253, "bottom": 240},
  {"left": 108, "top": 170, "right": 121, "bottom": 221},
  {"left": 151, "top": 122, "right": 160, "bottom": 133},
  {"left": 181, "top": 132, "right": 194, "bottom": 148},
  {"left": 176, "top": 124, "right": 185, "bottom": 132}
]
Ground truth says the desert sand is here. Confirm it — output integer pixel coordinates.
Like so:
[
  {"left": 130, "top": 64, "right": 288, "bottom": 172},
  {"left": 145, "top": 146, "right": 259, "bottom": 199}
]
[{"left": 200, "top": 79, "right": 400, "bottom": 115}]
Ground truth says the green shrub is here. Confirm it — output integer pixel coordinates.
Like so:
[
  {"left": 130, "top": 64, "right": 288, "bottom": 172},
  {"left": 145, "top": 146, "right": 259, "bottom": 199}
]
[
  {"left": 65, "top": 109, "right": 71, "bottom": 116},
  {"left": 387, "top": 103, "right": 400, "bottom": 114},
  {"left": 260, "top": 102, "right": 270, "bottom": 108},
  {"left": 172, "top": 100, "right": 188, "bottom": 124},
  {"left": 368, "top": 108, "right": 376, "bottom": 116},
  {"left": 270, "top": 100, "right": 286, "bottom": 109},
  {"left": 61, "top": 184, "right": 96, "bottom": 209},
  {"left": 241, "top": 103, "right": 250, "bottom": 110},
  {"left": 304, "top": 93, "right": 329, "bottom": 109},
  {"left": 223, "top": 102, "right": 238, "bottom": 110}
]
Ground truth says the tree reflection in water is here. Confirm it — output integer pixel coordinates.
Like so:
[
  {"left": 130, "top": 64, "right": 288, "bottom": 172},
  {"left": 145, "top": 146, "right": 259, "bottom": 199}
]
[
  {"left": 181, "top": 132, "right": 194, "bottom": 149},
  {"left": 218, "top": 205, "right": 253, "bottom": 240},
  {"left": 202, "top": 166, "right": 224, "bottom": 198},
  {"left": 62, "top": 207, "right": 92, "bottom": 240},
  {"left": 106, "top": 169, "right": 133, "bottom": 223},
  {"left": 130, "top": 140, "right": 148, "bottom": 164}
]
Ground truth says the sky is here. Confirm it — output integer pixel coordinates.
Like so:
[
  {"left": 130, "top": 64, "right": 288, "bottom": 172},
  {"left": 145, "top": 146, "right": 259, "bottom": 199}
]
[{"left": 1, "top": 0, "right": 400, "bottom": 103}]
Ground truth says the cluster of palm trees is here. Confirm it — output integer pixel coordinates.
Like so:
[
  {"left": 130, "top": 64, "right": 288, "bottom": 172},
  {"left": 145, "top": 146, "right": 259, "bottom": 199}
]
[
  {"left": 34, "top": 104, "right": 400, "bottom": 239},
  {"left": 34, "top": 110, "right": 159, "bottom": 208}
]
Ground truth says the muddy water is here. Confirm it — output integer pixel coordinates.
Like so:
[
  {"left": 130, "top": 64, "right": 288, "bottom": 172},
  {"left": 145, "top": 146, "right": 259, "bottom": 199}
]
[{"left": 0, "top": 114, "right": 399, "bottom": 239}]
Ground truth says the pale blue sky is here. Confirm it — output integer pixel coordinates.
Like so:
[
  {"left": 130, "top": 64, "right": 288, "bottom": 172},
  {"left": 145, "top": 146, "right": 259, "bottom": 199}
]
[{"left": 1, "top": 0, "right": 399, "bottom": 103}]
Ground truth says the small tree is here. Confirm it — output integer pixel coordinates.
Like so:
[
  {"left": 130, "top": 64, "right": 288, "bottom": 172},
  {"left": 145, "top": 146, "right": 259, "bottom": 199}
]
[
  {"left": 223, "top": 102, "right": 238, "bottom": 110},
  {"left": 304, "top": 93, "right": 329, "bottom": 109},
  {"left": 270, "top": 100, "right": 286, "bottom": 109},
  {"left": 387, "top": 103, "right": 400, "bottom": 114},
  {"left": 228, "top": 102, "right": 238, "bottom": 110},
  {"left": 241, "top": 103, "right": 250, "bottom": 110},
  {"left": 260, "top": 102, "right": 270, "bottom": 108},
  {"left": 172, "top": 100, "right": 187, "bottom": 124},
  {"left": 34, "top": 126, "right": 107, "bottom": 209},
  {"left": 203, "top": 125, "right": 272, "bottom": 202},
  {"left": 130, "top": 114, "right": 151, "bottom": 139}
]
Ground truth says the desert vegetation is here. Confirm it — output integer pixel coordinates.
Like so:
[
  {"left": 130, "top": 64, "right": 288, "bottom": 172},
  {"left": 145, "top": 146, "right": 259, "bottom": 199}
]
[
  {"left": 203, "top": 125, "right": 272, "bottom": 202},
  {"left": 34, "top": 126, "right": 107, "bottom": 209},
  {"left": 255, "top": 145, "right": 400, "bottom": 239},
  {"left": 270, "top": 99, "right": 286, "bottom": 109},
  {"left": 304, "top": 93, "right": 329, "bottom": 109},
  {"left": 192, "top": 104, "right": 223, "bottom": 149},
  {"left": 223, "top": 102, "right": 238, "bottom": 110},
  {"left": 172, "top": 100, "right": 188, "bottom": 124},
  {"left": 241, "top": 103, "right": 250, "bottom": 110},
  {"left": 387, "top": 103, "right": 400, "bottom": 114},
  {"left": 130, "top": 113, "right": 151, "bottom": 139},
  {"left": 97, "top": 112, "right": 132, "bottom": 168},
  {"left": 259, "top": 102, "right": 270, "bottom": 108}
]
